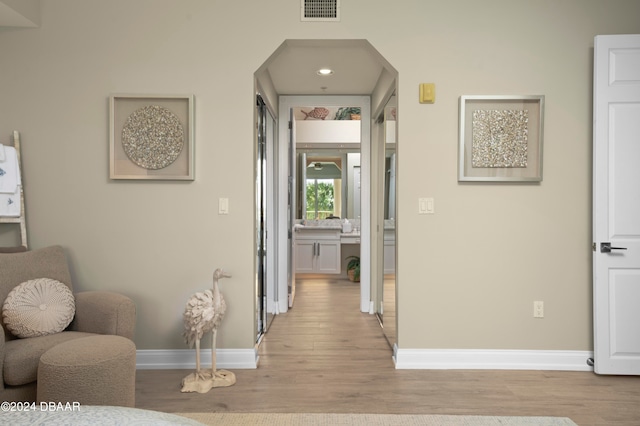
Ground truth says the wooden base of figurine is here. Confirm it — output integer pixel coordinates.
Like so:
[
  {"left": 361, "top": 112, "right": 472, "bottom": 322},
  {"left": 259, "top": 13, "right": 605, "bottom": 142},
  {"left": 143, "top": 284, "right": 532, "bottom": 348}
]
[{"left": 180, "top": 369, "right": 236, "bottom": 393}]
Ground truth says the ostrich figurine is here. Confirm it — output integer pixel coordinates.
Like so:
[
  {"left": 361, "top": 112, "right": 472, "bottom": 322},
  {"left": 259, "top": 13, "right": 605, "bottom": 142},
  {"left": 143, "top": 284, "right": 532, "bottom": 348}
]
[{"left": 181, "top": 268, "right": 236, "bottom": 393}]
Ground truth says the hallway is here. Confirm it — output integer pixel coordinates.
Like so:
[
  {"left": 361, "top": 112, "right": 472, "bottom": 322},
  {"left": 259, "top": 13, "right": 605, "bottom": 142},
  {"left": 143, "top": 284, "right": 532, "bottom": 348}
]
[{"left": 258, "top": 277, "right": 393, "bottom": 370}]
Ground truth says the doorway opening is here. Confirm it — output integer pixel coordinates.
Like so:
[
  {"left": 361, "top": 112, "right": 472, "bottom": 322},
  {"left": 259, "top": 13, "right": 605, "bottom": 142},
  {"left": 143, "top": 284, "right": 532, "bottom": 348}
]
[
  {"left": 282, "top": 95, "right": 370, "bottom": 310},
  {"left": 254, "top": 39, "right": 398, "bottom": 352}
]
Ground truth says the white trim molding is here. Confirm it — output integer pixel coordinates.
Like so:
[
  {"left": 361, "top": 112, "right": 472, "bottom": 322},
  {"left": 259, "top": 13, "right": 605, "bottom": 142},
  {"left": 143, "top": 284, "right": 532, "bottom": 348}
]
[
  {"left": 395, "top": 349, "right": 594, "bottom": 371},
  {"left": 136, "top": 348, "right": 594, "bottom": 372},
  {"left": 136, "top": 349, "right": 259, "bottom": 370}
]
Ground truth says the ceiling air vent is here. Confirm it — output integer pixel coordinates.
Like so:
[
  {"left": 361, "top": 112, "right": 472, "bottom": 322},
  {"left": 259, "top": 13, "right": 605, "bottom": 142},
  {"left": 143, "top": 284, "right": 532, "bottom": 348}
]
[{"left": 301, "top": 0, "right": 340, "bottom": 22}]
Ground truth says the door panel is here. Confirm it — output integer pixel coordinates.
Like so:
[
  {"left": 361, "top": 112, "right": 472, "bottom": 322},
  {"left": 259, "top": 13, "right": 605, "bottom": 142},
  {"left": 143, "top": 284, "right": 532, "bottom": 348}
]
[
  {"left": 611, "top": 104, "right": 640, "bottom": 235},
  {"left": 610, "top": 271, "right": 640, "bottom": 354},
  {"left": 294, "top": 240, "right": 315, "bottom": 273},
  {"left": 316, "top": 241, "right": 340, "bottom": 274},
  {"left": 593, "top": 34, "right": 640, "bottom": 375}
]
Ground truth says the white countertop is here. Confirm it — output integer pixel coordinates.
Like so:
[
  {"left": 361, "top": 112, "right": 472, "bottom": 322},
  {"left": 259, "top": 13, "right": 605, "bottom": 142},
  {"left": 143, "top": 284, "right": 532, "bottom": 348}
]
[{"left": 294, "top": 224, "right": 342, "bottom": 231}]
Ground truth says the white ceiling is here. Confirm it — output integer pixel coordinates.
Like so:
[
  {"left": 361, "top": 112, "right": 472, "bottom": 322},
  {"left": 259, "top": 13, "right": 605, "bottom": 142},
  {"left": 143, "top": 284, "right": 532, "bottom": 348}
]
[{"left": 259, "top": 40, "right": 392, "bottom": 96}]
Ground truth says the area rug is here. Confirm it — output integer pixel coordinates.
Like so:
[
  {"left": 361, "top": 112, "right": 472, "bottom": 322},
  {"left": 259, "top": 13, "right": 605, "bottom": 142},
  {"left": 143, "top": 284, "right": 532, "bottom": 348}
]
[
  {"left": 176, "top": 412, "right": 578, "bottom": 425},
  {"left": 0, "top": 405, "right": 202, "bottom": 425}
]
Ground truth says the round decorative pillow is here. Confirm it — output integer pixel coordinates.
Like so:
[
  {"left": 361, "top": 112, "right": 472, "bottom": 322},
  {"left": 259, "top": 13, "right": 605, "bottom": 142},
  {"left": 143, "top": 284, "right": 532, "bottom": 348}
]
[{"left": 2, "top": 278, "right": 75, "bottom": 338}]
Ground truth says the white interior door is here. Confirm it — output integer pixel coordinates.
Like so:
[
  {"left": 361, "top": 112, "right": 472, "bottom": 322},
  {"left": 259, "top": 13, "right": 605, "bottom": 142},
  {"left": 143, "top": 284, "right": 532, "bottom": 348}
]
[{"left": 593, "top": 34, "right": 640, "bottom": 375}]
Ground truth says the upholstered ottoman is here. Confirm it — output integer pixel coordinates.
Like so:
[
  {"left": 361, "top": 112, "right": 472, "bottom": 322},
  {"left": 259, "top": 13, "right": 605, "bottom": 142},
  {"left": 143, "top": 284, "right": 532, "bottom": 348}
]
[{"left": 37, "top": 335, "right": 136, "bottom": 407}]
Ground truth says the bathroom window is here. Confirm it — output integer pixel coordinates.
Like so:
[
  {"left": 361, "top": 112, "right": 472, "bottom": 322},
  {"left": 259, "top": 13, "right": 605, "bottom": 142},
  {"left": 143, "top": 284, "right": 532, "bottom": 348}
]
[{"left": 306, "top": 178, "right": 340, "bottom": 219}]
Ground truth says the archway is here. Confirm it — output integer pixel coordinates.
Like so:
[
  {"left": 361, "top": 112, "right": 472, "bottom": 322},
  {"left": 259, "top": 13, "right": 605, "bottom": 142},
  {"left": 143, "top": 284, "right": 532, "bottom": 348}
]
[{"left": 254, "top": 39, "right": 398, "bottom": 350}]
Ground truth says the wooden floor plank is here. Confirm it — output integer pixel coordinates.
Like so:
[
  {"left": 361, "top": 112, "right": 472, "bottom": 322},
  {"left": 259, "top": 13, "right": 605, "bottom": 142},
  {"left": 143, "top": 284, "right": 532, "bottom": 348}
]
[{"left": 136, "top": 278, "right": 640, "bottom": 426}]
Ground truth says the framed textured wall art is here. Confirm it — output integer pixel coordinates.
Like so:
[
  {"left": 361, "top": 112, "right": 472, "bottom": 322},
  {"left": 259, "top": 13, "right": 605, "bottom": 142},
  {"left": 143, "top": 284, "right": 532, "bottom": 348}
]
[
  {"left": 458, "top": 95, "right": 544, "bottom": 182},
  {"left": 110, "top": 94, "right": 194, "bottom": 180}
]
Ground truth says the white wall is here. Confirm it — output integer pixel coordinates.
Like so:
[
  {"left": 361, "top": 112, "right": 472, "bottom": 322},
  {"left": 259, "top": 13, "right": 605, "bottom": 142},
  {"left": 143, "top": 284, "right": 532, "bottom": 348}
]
[{"left": 1, "top": 0, "right": 639, "bottom": 354}]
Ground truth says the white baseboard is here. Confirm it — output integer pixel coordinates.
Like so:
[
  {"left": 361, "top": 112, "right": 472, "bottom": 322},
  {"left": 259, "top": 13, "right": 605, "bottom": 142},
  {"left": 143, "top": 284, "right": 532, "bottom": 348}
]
[
  {"left": 136, "top": 348, "right": 593, "bottom": 372},
  {"left": 394, "top": 349, "right": 594, "bottom": 371},
  {"left": 136, "top": 348, "right": 258, "bottom": 370}
]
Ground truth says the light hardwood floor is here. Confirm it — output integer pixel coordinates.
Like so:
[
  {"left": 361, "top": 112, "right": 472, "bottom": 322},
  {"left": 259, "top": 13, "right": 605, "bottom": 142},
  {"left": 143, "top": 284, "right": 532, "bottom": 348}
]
[{"left": 136, "top": 278, "right": 640, "bottom": 426}]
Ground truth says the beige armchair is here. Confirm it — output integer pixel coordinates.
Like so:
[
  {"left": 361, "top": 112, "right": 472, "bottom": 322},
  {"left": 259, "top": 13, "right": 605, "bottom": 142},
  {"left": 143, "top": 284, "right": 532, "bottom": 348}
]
[{"left": 0, "top": 245, "right": 136, "bottom": 402}]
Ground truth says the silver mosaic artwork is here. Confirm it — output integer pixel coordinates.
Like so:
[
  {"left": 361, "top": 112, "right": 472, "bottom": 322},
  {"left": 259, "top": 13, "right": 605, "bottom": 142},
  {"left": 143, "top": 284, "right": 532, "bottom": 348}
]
[
  {"left": 472, "top": 109, "right": 528, "bottom": 168},
  {"left": 122, "top": 105, "right": 184, "bottom": 170}
]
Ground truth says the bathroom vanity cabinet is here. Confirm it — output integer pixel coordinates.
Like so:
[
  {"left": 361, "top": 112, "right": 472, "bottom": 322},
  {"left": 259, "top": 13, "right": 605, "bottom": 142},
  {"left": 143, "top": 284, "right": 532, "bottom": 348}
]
[{"left": 294, "top": 228, "right": 341, "bottom": 274}]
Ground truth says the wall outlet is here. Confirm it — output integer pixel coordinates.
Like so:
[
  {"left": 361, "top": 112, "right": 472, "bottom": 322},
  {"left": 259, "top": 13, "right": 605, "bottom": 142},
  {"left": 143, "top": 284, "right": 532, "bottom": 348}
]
[{"left": 533, "top": 301, "right": 544, "bottom": 318}]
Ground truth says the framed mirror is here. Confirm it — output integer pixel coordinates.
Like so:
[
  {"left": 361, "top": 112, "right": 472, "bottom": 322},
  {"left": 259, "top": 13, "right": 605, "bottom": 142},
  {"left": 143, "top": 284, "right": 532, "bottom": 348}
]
[{"left": 381, "top": 94, "right": 397, "bottom": 348}]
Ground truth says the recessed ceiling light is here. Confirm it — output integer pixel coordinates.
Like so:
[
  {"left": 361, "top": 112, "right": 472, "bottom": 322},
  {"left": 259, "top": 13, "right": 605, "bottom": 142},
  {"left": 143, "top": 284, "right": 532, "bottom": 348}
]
[{"left": 317, "top": 68, "right": 334, "bottom": 76}]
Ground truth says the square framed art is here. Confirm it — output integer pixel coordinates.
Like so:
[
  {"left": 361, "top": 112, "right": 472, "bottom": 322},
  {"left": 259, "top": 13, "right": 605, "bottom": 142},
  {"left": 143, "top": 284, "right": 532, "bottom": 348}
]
[
  {"left": 458, "top": 95, "right": 544, "bottom": 182},
  {"left": 109, "top": 94, "right": 194, "bottom": 180}
]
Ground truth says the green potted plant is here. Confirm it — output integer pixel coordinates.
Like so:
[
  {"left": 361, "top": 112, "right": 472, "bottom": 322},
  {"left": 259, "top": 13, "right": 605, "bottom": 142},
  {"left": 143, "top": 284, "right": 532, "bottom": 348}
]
[
  {"left": 346, "top": 255, "right": 360, "bottom": 282},
  {"left": 334, "top": 107, "right": 361, "bottom": 120}
]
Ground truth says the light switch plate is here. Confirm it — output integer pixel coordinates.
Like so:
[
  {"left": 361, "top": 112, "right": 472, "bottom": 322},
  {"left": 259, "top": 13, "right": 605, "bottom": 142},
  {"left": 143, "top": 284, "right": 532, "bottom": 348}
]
[
  {"left": 419, "top": 197, "right": 434, "bottom": 214},
  {"left": 219, "top": 198, "right": 229, "bottom": 215}
]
